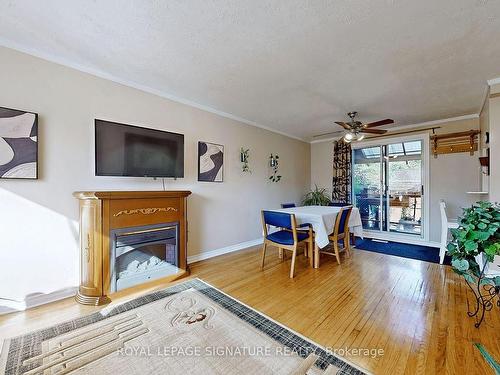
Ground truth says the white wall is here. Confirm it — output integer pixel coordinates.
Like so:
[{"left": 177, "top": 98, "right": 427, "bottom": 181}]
[
  {"left": 428, "top": 119, "right": 480, "bottom": 241},
  {"left": 310, "top": 141, "right": 333, "bottom": 196},
  {"left": 479, "top": 88, "right": 490, "bottom": 195},
  {"left": 0, "top": 46, "right": 310, "bottom": 307},
  {"left": 310, "top": 118, "right": 481, "bottom": 243},
  {"left": 488, "top": 84, "right": 500, "bottom": 202}
]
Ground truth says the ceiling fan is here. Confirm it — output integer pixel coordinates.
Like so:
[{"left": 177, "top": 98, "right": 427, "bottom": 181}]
[{"left": 315, "top": 111, "right": 394, "bottom": 142}]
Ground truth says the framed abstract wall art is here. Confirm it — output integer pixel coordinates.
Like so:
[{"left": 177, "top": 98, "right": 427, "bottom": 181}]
[
  {"left": 198, "top": 141, "right": 224, "bottom": 182},
  {"left": 0, "top": 106, "right": 38, "bottom": 179}
]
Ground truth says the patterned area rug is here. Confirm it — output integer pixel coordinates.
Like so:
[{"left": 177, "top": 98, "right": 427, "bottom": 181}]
[{"left": 0, "top": 279, "right": 367, "bottom": 375}]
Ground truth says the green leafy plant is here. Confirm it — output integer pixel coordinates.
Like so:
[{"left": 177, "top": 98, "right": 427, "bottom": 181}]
[
  {"left": 447, "top": 201, "right": 500, "bottom": 284},
  {"left": 447, "top": 202, "right": 500, "bottom": 327},
  {"left": 302, "top": 185, "right": 331, "bottom": 206},
  {"left": 240, "top": 148, "right": 251, "bottom": 173},
  {"left": 269, "top": 154, "right": 281, "bottom": 182},
  {"left": 400, "top": 207, "right": 414, "bottom": 221}
]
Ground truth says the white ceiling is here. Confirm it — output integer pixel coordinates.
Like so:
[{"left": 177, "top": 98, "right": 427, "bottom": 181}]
[{"left": 1, "top": 0, "right": 500, "bottom": 141}]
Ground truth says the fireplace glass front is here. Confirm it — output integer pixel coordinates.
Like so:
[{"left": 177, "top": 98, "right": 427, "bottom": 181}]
[{"left": 110, "top": 223, "right": 179, "bottom": 292}]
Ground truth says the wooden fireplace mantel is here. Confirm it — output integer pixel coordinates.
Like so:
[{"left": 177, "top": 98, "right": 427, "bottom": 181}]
[
  {"left": 74, "top": 190, "right": 192, "bottom": 200},
  {"left": 73, "top": 190, "right": 191, "bottom": 305}
]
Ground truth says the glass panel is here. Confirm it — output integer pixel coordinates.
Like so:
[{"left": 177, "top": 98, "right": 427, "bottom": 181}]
[
  {"left": 403, "top": 141, "right": 422, "bottom": 155},
  {"left": 388, "top": 143, "right": 404, "bottom": 156},
  {"left": 113, "top": 225, "right": 179, "bottom": 292},
  {"left": 387, "top": 140, "right": 422, "bottom": 236},
  {"left": 361, "top": 146, "right": 381, "bottom": 159},
  {"left": 353, "top": 147, "right": 382, "bottom": 231},
  {"left": 115, "top": 242, "right": 180, "bottom": 291}
]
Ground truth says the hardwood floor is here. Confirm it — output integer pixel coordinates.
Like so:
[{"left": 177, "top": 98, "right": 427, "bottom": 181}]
[{"left": 1, "top": 245, "right": 498, "bottom": 374}]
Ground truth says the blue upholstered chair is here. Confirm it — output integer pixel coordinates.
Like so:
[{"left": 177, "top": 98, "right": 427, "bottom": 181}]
[
  {"left": 316, "top": 206, "right": 353, "bottom": 266},
  {"left": 261, "top": 210, "right": 313, "bottom": 278},
  {"left": 280, "top": 203, "right": 312, "bottom": 231}
]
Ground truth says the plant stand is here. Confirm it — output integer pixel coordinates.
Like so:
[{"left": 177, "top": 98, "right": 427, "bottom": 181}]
[{"left": 464, "top": 262, "right": 500, "bottom": 328}]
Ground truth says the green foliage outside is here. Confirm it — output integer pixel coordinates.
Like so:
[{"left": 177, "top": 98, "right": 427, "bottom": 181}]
[{"left": 353, "top": 159, "right": 421, "bottom": 196}]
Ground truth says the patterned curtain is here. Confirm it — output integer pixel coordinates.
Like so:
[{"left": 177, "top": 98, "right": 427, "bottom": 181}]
[{"left": 332, "top": 140, "right": 352, "bottom": 204}]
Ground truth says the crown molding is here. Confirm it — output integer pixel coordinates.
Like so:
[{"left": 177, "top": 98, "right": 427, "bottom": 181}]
[
  {"left": 0, "top": 40, "right": 307, "bottom": 143},
  {"left": 310, "top": 113, "right": 479, "bottom": 144},
  {"left": 395, "top": 113, "right": 479, "bottom": 128},
  {"left": 479, "top": 85, "right": 490, "bottom": 114}
]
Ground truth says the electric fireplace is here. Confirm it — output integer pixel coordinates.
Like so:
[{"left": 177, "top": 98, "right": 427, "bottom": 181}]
[
  {"left": 110, "top": 223, "right": 179, "bottom": 292},
  {"left": 73, "top": 191, "right": 191, "bottom": 305}
]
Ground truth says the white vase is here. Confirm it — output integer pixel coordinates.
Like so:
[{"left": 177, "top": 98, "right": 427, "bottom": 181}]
[{"left": 476, "top": 253, "right": 500, "bottom": 277}]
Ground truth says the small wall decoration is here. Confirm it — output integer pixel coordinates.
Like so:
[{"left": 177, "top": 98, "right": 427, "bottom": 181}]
[
  {"left": 240, "top": 147, "right": 251, "bottom": 173},
  {"left": 198, "top": 141, "right": 224, "bottom": 182},
  {"left": 269, "top": 153, "right": 281, "bottom": 182},
  {"left": 0, "top": 106, "right": 38, "bottom": 179}
]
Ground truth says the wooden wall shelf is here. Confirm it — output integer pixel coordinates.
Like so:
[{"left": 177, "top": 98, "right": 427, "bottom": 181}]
[{"left": 430, "top": 130, "right": 480, "bottom": 158}]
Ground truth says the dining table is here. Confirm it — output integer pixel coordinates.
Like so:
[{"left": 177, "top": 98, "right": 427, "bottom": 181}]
[{"left": 271, "top": 205, "right": 363, "bottom": 268}]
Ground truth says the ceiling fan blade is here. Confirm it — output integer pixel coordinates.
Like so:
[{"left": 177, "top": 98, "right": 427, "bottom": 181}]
[
  {"left": 360, "top": 128, "right": 388, "bottom": 134},
  {"left": 335, "top": 121, "right": 352, "bottom": 130},
  {"left": 363, "top": 119, "right": 394, "bottom": 128},
  {"left": 312, "top": 130, "right": 343, "bottom": 138}
]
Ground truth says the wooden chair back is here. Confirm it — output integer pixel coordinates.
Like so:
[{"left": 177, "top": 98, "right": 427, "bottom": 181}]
[{"left": 333, "top": 206, "right": 353, "bottom": 238}]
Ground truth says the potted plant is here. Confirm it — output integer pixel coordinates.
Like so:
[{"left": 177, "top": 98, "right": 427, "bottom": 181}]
[
  {"left": 240, "top": 148, "right": 251, "bottom": 173},
  {"left": 398, "top": 207, "right": 416, "bottom": 231},
  {"left": 446, "top": 201, "right": 500, "bottom": 327},
  {"left": 269, "top": 154, "right": 281, "bottom": 182},
  {"left": 302, "top": 185, "right": 332, "bottom": 206}
]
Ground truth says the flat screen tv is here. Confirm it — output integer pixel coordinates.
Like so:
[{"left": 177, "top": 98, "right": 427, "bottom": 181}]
[{"left": 95, "top": 119, "right": 184, "bottom": 178}]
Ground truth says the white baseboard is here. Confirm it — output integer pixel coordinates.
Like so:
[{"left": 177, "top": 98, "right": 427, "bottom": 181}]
[
  {"left": 0, "top": 287, "right": 77, "bottom": 315},
  {"left": 424, "top": 241, "right": 441, "bottom": 248},
  {"left": 360, "top": 231, "right": 440, "bottom": 248},
  {"left": 188, "top": 238, "right": 263, "bottom": 264},
  {"left": 0, "top": 239, "right": 264, "bottom": 315}
]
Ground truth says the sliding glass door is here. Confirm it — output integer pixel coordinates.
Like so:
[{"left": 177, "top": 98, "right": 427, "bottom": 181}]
[
  {"left": 352, "top": 138, "right": 425, "bottom": 239},
  {"left": 352, "top": 146, "right": 383, "bottom": 231}
]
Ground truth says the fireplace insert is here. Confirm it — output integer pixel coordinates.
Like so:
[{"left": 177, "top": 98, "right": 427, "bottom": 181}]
[{"left": 110, "top": 222, "right": 179, "bottom": 292}]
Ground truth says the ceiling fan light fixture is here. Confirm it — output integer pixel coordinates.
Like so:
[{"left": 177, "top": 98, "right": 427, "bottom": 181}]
[
  {"left": 344, "top": 132, "right": 354, "bottom": 142},
  {"left": 315, "top": 112, "right": 393, "bottom": 142}
]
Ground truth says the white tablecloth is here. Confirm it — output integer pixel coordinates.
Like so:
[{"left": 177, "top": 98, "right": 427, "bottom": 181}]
[{"left": 271, "top": 206, "right": 363, "bottom": 248}]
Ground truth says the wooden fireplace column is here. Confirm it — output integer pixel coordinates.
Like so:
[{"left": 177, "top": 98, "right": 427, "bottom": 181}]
[{"left": 73, "top": 191, "right": 191, "bottom": 305}]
